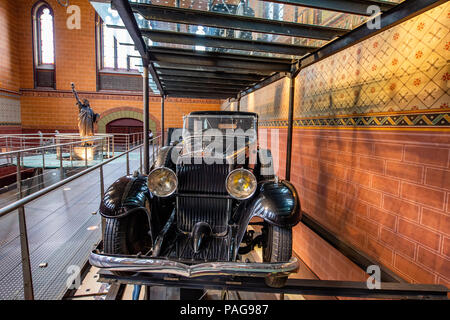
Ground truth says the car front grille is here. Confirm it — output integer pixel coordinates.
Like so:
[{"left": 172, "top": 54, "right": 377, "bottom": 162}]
[{"left": 176, "top": 159, "right": 231, "bottom": 234}]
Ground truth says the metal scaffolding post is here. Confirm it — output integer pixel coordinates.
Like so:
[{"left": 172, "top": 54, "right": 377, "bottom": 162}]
[
  {"left": 236, "top": 93, "right": 241, "bottom": 112},
  {"left": 143, "top": 65, "right": 150, "bottom": 174},
  {"left": 161, "top": 96, "right": 165, "bottom": 147},
  {"left": 285, "top": 73, "right": 295, "bottom": 181}
]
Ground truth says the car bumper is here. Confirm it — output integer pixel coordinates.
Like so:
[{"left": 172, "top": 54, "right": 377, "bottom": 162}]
[{"left": 89, "top": 252, "right": 299, "bottom": 278}]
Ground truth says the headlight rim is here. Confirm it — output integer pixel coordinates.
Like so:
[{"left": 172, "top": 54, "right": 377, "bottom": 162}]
[
  {"left": 225, "top": 168, "right": 257, "bottom": 200},
  {"left": 147, "top": 167, "right": 178, "bottom": 198}
]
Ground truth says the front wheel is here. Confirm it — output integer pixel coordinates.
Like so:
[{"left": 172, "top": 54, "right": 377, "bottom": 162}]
[
  {"left": 262, "top": 224, "right": 292, "bottom": 288},
  {"left": 103, "top": 210, "right": 152, "bottom": 276}
]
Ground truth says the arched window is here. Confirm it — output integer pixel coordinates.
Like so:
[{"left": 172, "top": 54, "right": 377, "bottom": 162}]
[{"left": 32, "top": 2, "right": 55, "bottom": 88}]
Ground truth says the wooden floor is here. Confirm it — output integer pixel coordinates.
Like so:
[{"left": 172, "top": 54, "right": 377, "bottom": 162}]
[{"left": 0, "top": 150, "right": 144, "bottom": 300}]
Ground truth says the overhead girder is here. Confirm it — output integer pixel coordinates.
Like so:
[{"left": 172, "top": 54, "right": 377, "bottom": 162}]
[
  {"left": 139, "top": 28, "right": 317, "bottom": 56},
  {"left": 130, "top": 3, "right": 348, "bottom": 40}
]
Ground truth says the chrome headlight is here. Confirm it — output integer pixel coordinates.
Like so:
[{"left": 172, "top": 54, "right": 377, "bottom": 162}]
[
  {"left": 226, "top": 168, "right": 257, "bottom": 200},
  {"left": 147, "top": 167, "right": 177, "bottom": 197}
]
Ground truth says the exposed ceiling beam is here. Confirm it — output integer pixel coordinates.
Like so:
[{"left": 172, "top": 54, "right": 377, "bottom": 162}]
[
  {"left": 158, "top": 75, "right": 257, "bottom": 86},
  {"left": 154, "top": 57, "right": 290, "bottom": 72},
  {"left": 150, "top": 48, "right": 292, "bottom": 72},
  {"left": 148, "top": 47, "right": 293, "bottom": 64},
  {"left": 156, "top": 68, "right": 264, "bottom": 81},
  {"left": 155, "top": 62, "right": 275, "bottom": 75},
  {"left": 161, "top": 80, "right": 245, "bottom": 90},
  {"left": 166, "top": 92, "right": 233, "bottom": 99},
  {"left": 131, "top": 3, "right": 348, "bottom": 40},
  {"left": 162, "top": 85, "right": 240, "bottom": 94},
  {"left": 110, "top": 0, "right": 164, "bottom": 95},
  {"left": 139, "top": 28, "right": 317, "bottom": 56},
  {"left": 261, "top": 0, "right": 396, "bottom": 16}
]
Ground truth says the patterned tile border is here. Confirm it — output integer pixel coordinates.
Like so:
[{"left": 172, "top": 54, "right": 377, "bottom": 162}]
[{"left": 259, "top": 109, "right": 450, "bottom": 129}]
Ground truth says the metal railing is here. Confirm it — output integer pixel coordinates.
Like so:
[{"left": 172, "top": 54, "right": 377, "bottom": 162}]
[
  {"left": 0, "top": 132, "right": 146, "bottom": 156},
  {"left": 0, "top": 133, "right": 154, "bottom": 208},
  {"left": 0, "top": 135, "right": 161, "bottom": 299},
  {"left": 0, "top": 137, "right": 109, "bottom": 208},
  {"left": 0, "top": 133, "right": 57, "bottom": 152}
]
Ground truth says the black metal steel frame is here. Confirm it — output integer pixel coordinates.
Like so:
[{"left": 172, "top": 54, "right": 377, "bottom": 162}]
[
  {"left": 131, "top": 3, "right": 348, "bottom": 40},
  {"left": 140, "top": 28, "right": 318, "bottom": 56},
  {"left": 98, "top": 270, "right": 448, "bottom": 300},
  {"left": 107, "top": 0, "right": 436, "bottom": 102},
  {"left": 265, "top": 0, "right": 396, "bottom": 16}
]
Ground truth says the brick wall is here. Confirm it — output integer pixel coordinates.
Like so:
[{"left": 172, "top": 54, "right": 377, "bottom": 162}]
[
  {"left": 0, "top": 1, "right": 20, "bottom": 92},
  {"left": 1, "top": 0, "right": 222, "bottom": 132},
  {"left": 19, "top": 90, "right": 221, "bottom": 132},
  {"left": 290, "top": 129, "right": 449, "bottom": 285}
]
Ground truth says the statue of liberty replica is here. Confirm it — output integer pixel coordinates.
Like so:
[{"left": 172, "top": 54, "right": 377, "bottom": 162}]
[{"left": 71, "top": 82, "right": 100, "bottom": 146}]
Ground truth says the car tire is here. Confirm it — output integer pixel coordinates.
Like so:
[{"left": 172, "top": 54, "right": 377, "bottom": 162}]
[
  {"left": 263, "top": 224, "right": 292, "bottom": 288},
  {"left": 103, "top": 209, "right": 151, "bottom": 276}
]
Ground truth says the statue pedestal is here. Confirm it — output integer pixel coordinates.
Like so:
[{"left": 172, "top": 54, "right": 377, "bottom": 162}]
[{"left": 72, "top": 145, "right": 100, "bottom": 161}]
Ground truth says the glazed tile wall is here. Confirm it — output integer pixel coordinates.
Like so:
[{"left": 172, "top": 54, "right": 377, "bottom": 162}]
[
  {"left": 240, "top": 77, "right": 290, "bottom": 121},
  {"left": 0, "top": 95, "right": 21, "bottom": 125},
  {"left": 295, "top": 4, "right": 449, "bottom": 118},
  {"left": 231, "top": 2, "right": 450, "bottom": 287}
]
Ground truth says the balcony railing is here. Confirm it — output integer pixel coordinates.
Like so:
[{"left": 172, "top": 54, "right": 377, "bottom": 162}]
[{"left": 0, "top": 135, "right": 161, "bottom": 299}]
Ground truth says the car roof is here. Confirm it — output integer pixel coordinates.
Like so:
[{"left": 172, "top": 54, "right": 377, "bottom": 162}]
[{"left": 188, "top": 111, "right": 258, "bottom": 118}]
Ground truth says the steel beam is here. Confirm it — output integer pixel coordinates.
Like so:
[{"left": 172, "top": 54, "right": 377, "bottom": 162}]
[
  {"left": 263, "top": 0, "right": 396, "bottom": 16},
  {"left": 150, "top": 48, "right": 292, "bottom": 72},
  {"left": 161, "top": 80, "right": 245, "bottom": 90},
  {"left": 154, "top": 56, "right": 290, "bottom": 72},
  {"left": 161, "top": 96, "right": 165, "bottom": 147},
  {"left": 139, "top": 29, "right": 317, "bottom": 56},
  {"left": 302, "top": 213, "right": 406, "bottom": 283},
  {"left": 111, "top": 0, "right": 164, "bottom": 94},
  {"left": 143, "top": 65, "right": 150, "bottom": 174},
  {"left": 166, "top": 91, "right": 233, "bottom": 99},
  {"left": 150, "top": 47, "right": 293, "bottom": 64},
  {"left": 131, "top": 3, "right": 348, "bottom": 40},
  {"left": 156, "top": 62, "right": 273, "bottom": 76},
  {"left": 162, "top": 85, "right": 240, "bottom": 94},
  {"left": 98, "top": 271, "right": 449, "bottom": 300},
  {"left": 285, "top": 73, "right": 295, "bottom": 181},
  {"left": 158, "top": 76, "right": 256, "bottom": 86},
  {"left": 156, "top": 68, "right": 264, "bottom": 81}
]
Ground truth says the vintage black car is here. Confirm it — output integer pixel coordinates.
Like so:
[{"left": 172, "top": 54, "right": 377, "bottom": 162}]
[{"left": 90, "top": 111, "right": 301, "bottom": 287}]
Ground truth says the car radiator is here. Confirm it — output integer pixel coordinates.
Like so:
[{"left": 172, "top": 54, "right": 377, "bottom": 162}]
[{"left": 175, "top": 160, "right": 232, "bottom": 261}]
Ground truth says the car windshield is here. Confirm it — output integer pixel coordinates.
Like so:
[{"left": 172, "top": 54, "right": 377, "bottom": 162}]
[{"left": 182, "top": 114, "right": 257, "bottom": 158}]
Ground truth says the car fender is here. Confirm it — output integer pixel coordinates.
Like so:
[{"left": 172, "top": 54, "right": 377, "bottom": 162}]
[
  {"left": 249, "top": 180, "right": 301, "bottom": 227},
  {"left": 99, "top": 174, "right": 151, "bottom": 220},
  {"left": 233, "top": 180, "right": 301, "bottom": 258}
]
